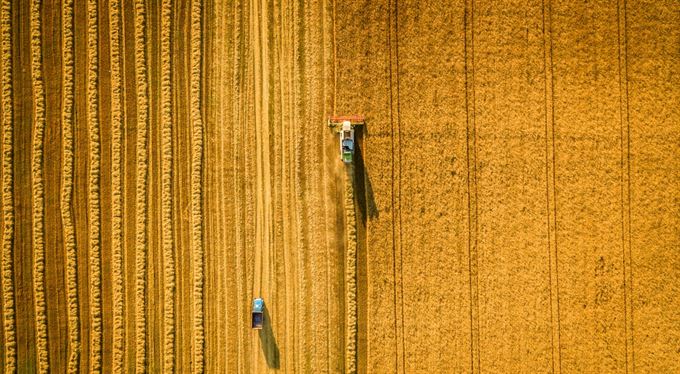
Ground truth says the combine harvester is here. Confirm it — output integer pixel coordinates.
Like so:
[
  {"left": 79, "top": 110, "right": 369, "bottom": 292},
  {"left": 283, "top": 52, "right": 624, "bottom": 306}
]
[{"left": 328, "top": 115, "right": 365, "bottom": 164}]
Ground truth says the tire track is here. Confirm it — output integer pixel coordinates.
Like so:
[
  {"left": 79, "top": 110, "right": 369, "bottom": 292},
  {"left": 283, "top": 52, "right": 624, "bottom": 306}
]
[
  {"left": 144, "top": 4, "right": 162, "bottom": 370},
  {"left": 29, "top": 0, "right": 48, "bottom": 371},
  {"left": 387, "top": 0, "right": 405, "bottom": 371},
  {"left": 243, "top": 1, "right": 256, "bottom": 371},
  {"left": 303, "top": 1, "right": 330, "bottom": 370},
  {"left": 277, "top": 2, "right": 297, "bottom": 372},
  {"left": 320, "top": 3, "right": 343, "bottom": 371},
  {"left": 292, "top": 2, "right": 310, "bottom": 371},
  {"left": 541, "top": 0, "right": 561, "bottom": 372},
  {"left": 200, "top": 0, "right": 220, "bottom": 370},
  {"left": 168, "top": 1, "right": 188, "bottom": 370},
  {"left": 344, "top": 171, "right": 358, "bottom": 374},
  {"left": 86, "top": 0, "right": 103, "bottom": 371},
  {"left": 133, "top": 0, "right": 150, "bottom": 370},
  {"left": 0, "top": 0, "right": 16, "bottom": 371},
  {"left": 251, "top": 14, "right": 265, "bottom": 374},
  {"left": 324, "top": 2, "right": 346, "bottom": 371},
  {"left": 61, "top": 0, "right": 81, "bottom": 371},
  {"left": 42, "top": 1, "right": 67, "bottom": 370},
  {"left": 616, "top": 0, "right": 634, "bottom": 371},
  {"left": 219, "top": 2, "right": 238, "bottom": 372},
  {"left": 463, "top": 0, "right": 480, "bottom": 372},
  {"left": 231, "top": 0, "right": 247, "bottom": 372},
  {"left": 160, "top": 0, "right": 175, "bottom": 372},
  {"left": 279, "top": 3, "right": 296, "bottom": 372},
  {"left": 108, "top": 0, "right": 125, "bottom": 371},
  {"left": 190, "top": 0, "right": 205, "bottom": 371}
]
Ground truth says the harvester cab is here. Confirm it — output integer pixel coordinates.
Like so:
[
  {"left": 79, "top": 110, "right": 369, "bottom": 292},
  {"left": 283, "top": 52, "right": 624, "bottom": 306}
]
[
  {"left": 252, "top": 297, "right": 264, "bottom": 329},
  {"left": 328, "top": 115, "right": 365, "bottom": 164}
]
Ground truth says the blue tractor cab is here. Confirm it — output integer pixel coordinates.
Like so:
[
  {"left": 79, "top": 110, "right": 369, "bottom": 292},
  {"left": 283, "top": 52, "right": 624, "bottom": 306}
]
[{"left": 252, "top": 298, "right": 264, "bottom": 329}]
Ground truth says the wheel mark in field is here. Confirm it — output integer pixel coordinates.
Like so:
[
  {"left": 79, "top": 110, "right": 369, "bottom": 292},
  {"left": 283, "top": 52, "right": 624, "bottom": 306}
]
[
  {"left": 61, "top": 0, "right": 81, "bottom": 371},
  {"left": 108, "top": 0, "right": 125, "bottom": 371},
  {"left": 320, "top": 1, "right": 333, "bottom": 370},
  {"left": 160, "top": 0, "right": 176, "bottom": 371},
  {"left": 190, "top": 0, "right": 205, "bottom": 371},
  {"left": 231, "top": 0, "right": 246, "bottom": 372},
  {"left": 279, "top": 1, "right": 296, "bottom": 371},
  {"left": 86, "top": 0, "right": 103, "bottom": 371},
  {"left": 616, "top": 0, "right": 635, "bottom": 372},
  {"left": 387, "top": 1, "right": 404, "bottom": 372},
  {"left": 0, "top": 0, "right": 17, "bottom": 371},
  {"left": 29, "top": 0, "right": 49, "bottom": 371},
  {"left": 463, "top": 0, "right": 480, "bottom": 372},
  {"left": 292, "top": 1, "right": 310, "bottom": 370},
  {"left": 393, "top": 0, "right": 406, "bottom": 371},
  {"left": 133, "top": 0, "right": 150, "bottom": 370},
  {"left": 541, "top": 1, "right": 561, "bottom": 372}
]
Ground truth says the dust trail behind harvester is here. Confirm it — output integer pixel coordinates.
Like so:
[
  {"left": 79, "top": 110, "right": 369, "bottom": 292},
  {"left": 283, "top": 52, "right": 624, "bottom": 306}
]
[{"left": 343, "top": 167, "right": 358, "bottom": 374}]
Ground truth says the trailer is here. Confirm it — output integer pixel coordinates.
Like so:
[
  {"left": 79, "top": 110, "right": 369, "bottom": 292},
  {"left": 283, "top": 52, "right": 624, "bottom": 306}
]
[
  {"left": 252, "top": 297, "right": 264, "bottom": 329},
  {"left": 327, "top": 115, "right": 365, "bottom": 164}
]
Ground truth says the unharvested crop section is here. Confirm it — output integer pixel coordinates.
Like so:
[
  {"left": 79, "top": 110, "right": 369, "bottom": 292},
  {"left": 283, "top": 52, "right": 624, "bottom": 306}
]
[
  {"left": 337, "top": 0, "right": 679, "bottom": 373},
  {"left": 0, "top": 0, "right": 678, "bottom": 373}
]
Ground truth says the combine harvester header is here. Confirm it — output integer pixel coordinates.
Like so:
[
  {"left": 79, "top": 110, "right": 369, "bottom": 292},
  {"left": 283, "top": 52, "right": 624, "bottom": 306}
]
[{"left": 328, "top": 115, "right": 365, "bottom": 164}]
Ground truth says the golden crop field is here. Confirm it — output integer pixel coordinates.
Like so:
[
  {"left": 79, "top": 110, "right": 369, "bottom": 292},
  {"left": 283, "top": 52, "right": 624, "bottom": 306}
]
[{"left": 0, "top": 0, "right": 678, "bottom": 373}]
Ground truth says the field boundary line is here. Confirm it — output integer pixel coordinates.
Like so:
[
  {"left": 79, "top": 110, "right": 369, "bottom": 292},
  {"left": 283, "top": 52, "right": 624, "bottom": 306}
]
[
  {"left": 541, "top": 1, "right": 562, "bottom": 373},
  {"left": 86, "top": 0, "right": 103, "bottom": 371},
  {"left": 160, "top": 0, "right": 175, "bottom": 372},
  {"left": 29, "top": 0, "right": 49, "bottom": 371},
  {"left": 0, "top": 0, "right": 17, "bottom": 370},
  {"left": 190, "top": 0, "right": 205, "bottom": 371},
  {"left": 133, "top": 0, "right": 150, "bottom": 370},
  {"left": 616, "top": 0, "right": 635, "bottom": 372}
]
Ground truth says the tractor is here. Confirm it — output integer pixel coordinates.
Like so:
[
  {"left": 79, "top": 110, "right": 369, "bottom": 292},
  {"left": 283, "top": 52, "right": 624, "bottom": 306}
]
[{"left": 252, "top": 297, "right": 264, "bottom": 329}]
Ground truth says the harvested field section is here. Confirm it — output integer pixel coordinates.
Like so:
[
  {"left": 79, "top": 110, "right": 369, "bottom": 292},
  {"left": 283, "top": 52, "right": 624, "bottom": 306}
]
[{"left": 0, "top": 0, "right": 678, "bottom": 373}]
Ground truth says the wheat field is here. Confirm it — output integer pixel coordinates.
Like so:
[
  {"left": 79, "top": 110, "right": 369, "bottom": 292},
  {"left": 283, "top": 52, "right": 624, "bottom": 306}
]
[{"left": 0, "top": 0, "right": 678, "bottom": 373}]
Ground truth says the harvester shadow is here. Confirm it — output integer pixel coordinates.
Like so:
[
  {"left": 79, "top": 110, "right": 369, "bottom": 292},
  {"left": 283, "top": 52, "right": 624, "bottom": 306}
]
[
  {"left": 258, "top": 305, "right": 280, "bottom": 368},
  {"left": 353, "top": 128, "right": 378, "bottom": 223},
  {"left": 351, "top": 127, "right": 370, "bottom": 369}
]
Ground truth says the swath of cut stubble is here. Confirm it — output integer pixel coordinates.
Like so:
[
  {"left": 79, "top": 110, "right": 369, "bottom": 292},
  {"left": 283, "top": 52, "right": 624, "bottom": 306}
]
[
  {"left": 344, "top": 170, "right": 358, "bottom": 374},
  {"left": 160, "top": 0, "right": 176, "bottom": 371},
  {"left": 87, "top": 0, "right": 103, "bottom": 371},
  {"left": 1, "top": 0, "right": 17, "bottom": 371},
  {"left": 190, "top": 0, "right": 205, "bottom": 371},
  {"left": 133, "top": 0, "right": 150, "bottom": 371},
  {"left": 108, "top": 0, "right": 125, "bottom": 371},
  {"left": 29, "top": 0, "right": 49, "bottom": 372},
  {"left": 61, "top": 0, "right": 81, "bottom": 372}
]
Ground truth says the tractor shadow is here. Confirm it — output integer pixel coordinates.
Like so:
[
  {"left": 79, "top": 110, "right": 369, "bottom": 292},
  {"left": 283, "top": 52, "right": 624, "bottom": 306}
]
[
  {"left": 353, "top": 127, "right": 378, "bottom": 223},
  {"left": 258, "top": 305, "right": 280, "bottom": 369}
]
